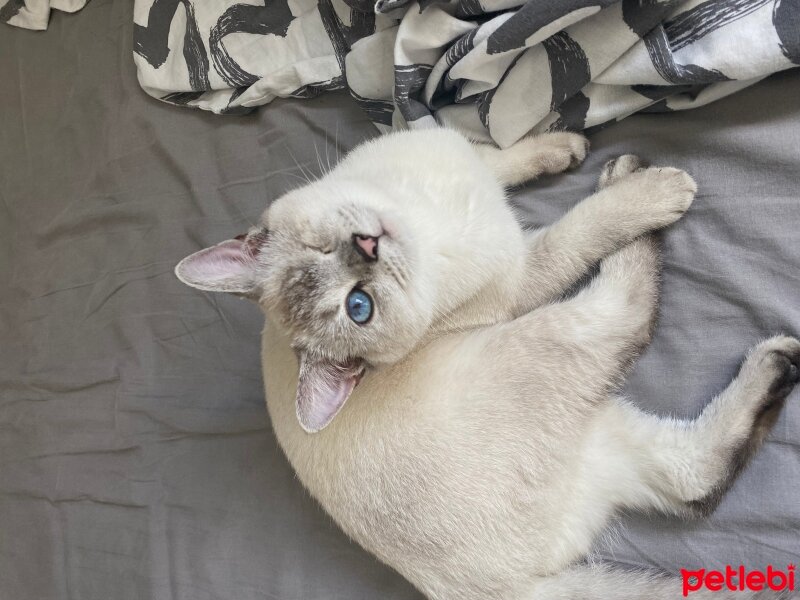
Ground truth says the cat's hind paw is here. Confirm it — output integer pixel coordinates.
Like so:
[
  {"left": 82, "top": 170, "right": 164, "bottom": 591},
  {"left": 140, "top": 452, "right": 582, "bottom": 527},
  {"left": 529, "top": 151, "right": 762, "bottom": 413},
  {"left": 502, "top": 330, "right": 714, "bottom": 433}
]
[
  {"left": 741, "top": 335, "right": 800, "bottom": 410},
  {"left": 685, "top": 335, "right": 800, "bottom": 516}
]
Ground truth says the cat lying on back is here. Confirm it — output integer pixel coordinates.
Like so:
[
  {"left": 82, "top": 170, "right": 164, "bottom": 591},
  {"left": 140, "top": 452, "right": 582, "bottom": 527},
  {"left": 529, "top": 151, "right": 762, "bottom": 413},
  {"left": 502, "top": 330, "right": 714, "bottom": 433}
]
[{"left": 176, "top": 129, "right": 800, "bottom": 600}]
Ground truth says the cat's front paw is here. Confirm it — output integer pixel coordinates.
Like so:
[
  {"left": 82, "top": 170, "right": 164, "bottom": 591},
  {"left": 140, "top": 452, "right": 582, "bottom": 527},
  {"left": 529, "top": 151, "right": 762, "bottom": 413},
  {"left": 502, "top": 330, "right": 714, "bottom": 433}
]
[
  {"left": 641, "top": 166, "right": 696, "bottom": 220},
  {"left": 542, "top": 132, "right": 590, "bottom": 171},
  {"left": 518, "top": 132, "right": 589, "bottom": 176},
  {"left": 614, "top": 166, "right": 697, "bottom": 229}
]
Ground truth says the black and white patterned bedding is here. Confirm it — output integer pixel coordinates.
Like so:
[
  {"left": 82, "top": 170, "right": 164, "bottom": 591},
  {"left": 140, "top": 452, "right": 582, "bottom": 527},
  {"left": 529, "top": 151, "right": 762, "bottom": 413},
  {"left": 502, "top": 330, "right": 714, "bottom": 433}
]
[
  {"left": 1, "top": 0, "right": 86, "bottom": 30},
  {"left": 8, "top": 1, "right": 798, "bottom": 148},
  {"left": 121, "top": 0, "right": 800, "bottom": 146}
]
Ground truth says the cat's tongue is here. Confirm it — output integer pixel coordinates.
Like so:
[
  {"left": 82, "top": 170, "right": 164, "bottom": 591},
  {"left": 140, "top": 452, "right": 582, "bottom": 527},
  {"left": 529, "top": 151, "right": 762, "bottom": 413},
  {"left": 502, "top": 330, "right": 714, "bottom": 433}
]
[{"left": 295, "top": 354, "right": 364, "bottom": 433}]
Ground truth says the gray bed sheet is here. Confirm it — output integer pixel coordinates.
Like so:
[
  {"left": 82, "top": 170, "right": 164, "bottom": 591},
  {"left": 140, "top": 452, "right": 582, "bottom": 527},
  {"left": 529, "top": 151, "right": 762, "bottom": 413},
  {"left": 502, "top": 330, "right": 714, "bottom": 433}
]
[{"left": 1, "top": 2, "right": 799, "bottom": 599}]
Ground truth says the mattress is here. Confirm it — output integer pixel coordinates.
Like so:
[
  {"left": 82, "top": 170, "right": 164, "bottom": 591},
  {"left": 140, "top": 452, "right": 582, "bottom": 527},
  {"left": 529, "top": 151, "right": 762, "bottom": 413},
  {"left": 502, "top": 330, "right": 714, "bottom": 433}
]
[{"left": 1, "top": 1, "right": 798, "bottom": 598}]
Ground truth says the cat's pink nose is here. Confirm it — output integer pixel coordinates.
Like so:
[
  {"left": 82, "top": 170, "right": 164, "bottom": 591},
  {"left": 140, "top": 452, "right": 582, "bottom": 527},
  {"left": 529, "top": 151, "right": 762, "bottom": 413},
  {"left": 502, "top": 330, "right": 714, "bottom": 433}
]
[{"left": 353, "top": 234, "right": 380, "bottom": 262}]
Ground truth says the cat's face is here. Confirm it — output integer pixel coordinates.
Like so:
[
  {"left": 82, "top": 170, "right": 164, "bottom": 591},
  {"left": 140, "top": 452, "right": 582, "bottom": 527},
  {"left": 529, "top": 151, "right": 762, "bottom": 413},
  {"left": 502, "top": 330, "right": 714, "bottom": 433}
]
[
  {"left": 260, "top": 178, "right": 434, "bottom": 365},
  {"left": 176, "top": 128, "right": 525, "bottom": 434},
  {"left": 176, "top": 178, "right": 437, "bottom": 433}
]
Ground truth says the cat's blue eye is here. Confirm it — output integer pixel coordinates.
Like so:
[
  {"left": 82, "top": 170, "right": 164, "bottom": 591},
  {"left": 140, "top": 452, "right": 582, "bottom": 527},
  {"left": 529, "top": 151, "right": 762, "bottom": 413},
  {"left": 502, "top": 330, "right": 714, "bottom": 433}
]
[{"left": 346, "top": 288, "right": 373, "bottom": 324}]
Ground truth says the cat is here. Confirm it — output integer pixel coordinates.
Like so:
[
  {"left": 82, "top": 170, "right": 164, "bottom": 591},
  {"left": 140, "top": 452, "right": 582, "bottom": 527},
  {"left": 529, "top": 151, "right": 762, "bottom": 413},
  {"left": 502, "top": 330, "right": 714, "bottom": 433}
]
[{"left": 176, "top": 129, "right": 800, "bottom": 600}]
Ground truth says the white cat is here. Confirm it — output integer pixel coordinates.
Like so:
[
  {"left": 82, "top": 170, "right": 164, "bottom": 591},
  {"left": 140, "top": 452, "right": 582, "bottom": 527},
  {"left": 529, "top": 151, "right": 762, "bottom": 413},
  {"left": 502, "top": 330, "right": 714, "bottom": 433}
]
[{"left": 176, "top": 129, "right": 799, "bottom": 600}]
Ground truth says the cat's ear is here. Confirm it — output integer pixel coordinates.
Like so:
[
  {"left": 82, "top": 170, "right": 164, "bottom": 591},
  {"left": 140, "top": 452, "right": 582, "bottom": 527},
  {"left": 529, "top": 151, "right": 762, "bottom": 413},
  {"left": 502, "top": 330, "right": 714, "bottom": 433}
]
[
  {"left": 295, "top": 352, "right": 364, "bottom": 433},
  {"left": 175, "top": 238, "right": 258, "bottom": 295}
]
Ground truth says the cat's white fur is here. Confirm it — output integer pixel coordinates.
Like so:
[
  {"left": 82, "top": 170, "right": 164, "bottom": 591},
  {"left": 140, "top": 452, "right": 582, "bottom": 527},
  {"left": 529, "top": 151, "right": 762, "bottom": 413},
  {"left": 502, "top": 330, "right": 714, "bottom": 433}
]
[{"left": 176, "top": 130, "right": 800, "bottom": 599}]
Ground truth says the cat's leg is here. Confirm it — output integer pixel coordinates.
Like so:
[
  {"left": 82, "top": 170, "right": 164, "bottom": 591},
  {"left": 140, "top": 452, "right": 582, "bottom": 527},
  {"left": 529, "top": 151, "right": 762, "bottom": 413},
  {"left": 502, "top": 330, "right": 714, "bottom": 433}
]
[
  {"left": 588, "top": 336, "right": 800, "bottom": 517},
  {"left": 473, "top": 132, "right": 589, "bottom": 187},
  {"left": 509, "top": 156, "right": 696, "bottom": 316},
  {"left": 487, "top": 235, "right": 661, "bottom": 404}
]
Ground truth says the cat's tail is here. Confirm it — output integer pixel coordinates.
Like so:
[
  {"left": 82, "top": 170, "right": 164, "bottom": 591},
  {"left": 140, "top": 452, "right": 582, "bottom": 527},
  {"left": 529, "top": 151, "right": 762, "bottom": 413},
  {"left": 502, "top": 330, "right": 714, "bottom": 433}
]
[{"left": 528, "top": 563, "right": 799, "bottom": 599}]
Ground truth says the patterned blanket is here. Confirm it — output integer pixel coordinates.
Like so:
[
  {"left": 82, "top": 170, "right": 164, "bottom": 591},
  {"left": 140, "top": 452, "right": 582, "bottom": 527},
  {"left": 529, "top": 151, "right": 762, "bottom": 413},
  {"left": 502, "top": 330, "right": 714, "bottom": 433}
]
[
  {"left": 9, "top": 0, "right": 799, "bottom": 146},
  {"left": 2, "top": 0, "right": 86, "bottom": 29}
]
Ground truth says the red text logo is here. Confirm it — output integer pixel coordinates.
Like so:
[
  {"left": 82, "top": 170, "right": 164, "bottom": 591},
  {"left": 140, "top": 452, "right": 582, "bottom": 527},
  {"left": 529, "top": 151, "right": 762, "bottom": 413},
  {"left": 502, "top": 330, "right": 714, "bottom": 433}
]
[{"left": 681, "top": 565, "right": 796, "bottom": 596}]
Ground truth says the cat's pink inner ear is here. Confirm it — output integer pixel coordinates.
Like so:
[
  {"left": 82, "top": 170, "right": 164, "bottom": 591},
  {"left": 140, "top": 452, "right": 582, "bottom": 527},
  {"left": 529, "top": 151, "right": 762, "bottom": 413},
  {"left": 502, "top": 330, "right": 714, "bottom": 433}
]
[
  {"left": 295, "top": 355, "right": 363, "bottom": 433},
  {"left": 175, "top": 238, "right": 256, "bottom": 293}
]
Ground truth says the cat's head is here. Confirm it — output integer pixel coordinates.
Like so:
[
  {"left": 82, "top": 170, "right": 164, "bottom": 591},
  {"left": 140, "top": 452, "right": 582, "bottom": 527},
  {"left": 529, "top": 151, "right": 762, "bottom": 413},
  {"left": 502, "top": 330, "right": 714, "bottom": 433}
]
[
  {"left": 176, "top": 177, "right": 443, "bottom": 433},
  {"left": 176, "top": 135, "right": 521, "bottom": 434}
]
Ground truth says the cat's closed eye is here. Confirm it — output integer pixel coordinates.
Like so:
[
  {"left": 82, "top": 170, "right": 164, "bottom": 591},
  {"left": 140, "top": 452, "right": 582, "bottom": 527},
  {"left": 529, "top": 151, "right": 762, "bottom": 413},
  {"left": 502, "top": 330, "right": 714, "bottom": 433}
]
[{"left": 306, "top": 244, "right": 334, "bottom": 254}]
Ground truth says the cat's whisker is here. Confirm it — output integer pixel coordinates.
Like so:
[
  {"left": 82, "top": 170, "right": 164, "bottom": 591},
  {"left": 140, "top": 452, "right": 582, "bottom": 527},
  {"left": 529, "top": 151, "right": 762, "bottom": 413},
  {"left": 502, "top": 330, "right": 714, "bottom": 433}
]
[
  {"left": 282, "top": 172, "right": 317, "bottom": 186},
  {"left": 268, "top": 165, "right": 318, "bottom": 182},
  {"left": 334, "top": 121, "right": 340, "bottom": 165},
  {"left": 313, "top": 142, "right": 327, "bottom": 178},
  {"left": 324, "top": 131, "right": 333, "bottom": 174},
  {"left": 285, "top": 146, "right": 316, "bottom": 185}
]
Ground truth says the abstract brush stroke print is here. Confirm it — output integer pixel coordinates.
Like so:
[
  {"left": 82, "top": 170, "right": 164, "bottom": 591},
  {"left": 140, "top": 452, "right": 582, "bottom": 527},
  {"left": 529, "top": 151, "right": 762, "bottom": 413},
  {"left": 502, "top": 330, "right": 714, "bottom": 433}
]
[{"left": 133, "top": 0, "right": 798, "bottom": 145}]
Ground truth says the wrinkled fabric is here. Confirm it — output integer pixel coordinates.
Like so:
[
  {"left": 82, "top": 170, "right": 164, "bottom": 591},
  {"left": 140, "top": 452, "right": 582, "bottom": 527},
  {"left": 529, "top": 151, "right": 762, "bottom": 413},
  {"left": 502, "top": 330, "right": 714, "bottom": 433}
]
[
  {"left": 2, "top": 1, "right": 800, "bottom": 599},
  {"left": 132, "top": 0, "right": 800, "bottom": 147},
  {"left": 1, "top": 0, "right": 86, "bottom": 30}
]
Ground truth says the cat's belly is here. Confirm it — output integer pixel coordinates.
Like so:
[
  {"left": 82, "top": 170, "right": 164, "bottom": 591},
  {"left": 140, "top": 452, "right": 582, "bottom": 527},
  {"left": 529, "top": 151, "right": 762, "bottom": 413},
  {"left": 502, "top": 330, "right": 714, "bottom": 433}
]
[{"left": 261, "top": 327, "right": 606, "bottom": 599}]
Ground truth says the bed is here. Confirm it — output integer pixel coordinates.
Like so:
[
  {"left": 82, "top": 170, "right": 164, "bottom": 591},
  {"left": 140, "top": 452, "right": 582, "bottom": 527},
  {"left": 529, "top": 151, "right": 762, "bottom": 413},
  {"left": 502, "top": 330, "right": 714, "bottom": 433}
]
[{"left": 1, "top": 1, "right": 798, "bottom": 598}]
